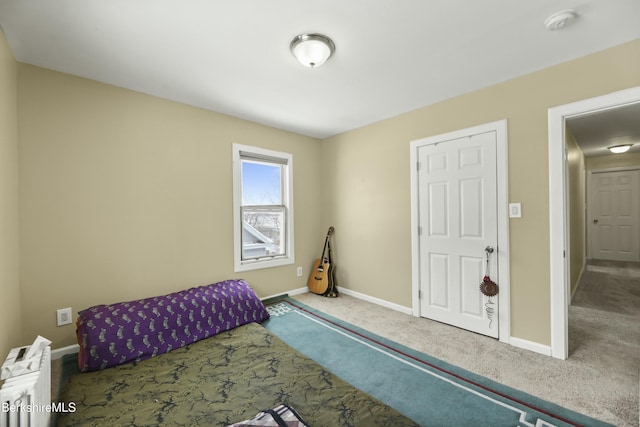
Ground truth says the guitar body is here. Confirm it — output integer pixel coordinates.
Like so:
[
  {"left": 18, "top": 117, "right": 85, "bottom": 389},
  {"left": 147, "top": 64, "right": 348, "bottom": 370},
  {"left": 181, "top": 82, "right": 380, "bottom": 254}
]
[
  {"left": 308, "top": 258, "right": 331, "bottom": 295},
  {"left": 308, "top": 227, "right": 338, "bottom": 297}
]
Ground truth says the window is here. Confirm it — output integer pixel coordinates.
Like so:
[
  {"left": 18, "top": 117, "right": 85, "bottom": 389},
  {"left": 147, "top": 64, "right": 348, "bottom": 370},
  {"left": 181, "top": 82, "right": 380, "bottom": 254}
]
[{"left": 232, "top": 144, "right": 294, "bottom": 271}]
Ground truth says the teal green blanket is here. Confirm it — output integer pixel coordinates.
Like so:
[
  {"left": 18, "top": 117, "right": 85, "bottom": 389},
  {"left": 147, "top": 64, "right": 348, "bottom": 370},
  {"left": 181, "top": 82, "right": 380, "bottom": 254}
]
[{"left": 56, "top": 322, "right": 418, "bottom": 426}]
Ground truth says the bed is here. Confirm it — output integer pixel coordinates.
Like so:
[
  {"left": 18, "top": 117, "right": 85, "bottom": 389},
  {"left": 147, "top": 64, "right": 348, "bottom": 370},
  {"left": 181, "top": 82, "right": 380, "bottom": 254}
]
[{"left": 55, "top": 280, "right": 418, "bottom": 426}]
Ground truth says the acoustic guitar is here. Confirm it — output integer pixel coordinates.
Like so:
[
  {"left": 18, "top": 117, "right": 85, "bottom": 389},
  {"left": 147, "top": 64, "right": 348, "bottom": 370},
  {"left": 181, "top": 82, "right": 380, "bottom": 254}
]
[{"left": 308, "top": 226, "right": 338, "bottom": 297}]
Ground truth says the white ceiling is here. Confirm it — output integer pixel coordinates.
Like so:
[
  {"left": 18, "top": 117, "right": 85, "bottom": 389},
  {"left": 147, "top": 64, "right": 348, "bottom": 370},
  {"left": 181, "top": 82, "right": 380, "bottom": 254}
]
[{"left": 1, "top": 0, "right": 639, "bottom": 142}]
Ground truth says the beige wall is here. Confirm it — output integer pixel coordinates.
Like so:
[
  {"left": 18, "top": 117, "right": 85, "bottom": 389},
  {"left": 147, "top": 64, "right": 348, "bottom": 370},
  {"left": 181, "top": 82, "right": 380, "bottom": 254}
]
[
  {"left": 18, "top": 65, "right": 323, "bottom": 348},
  {"left": 8, "top": 36, "right": 640, "bottom": 352},
  {"left": 322, "top": 38, "right": 640, "bottom": 346},
  {"left": 566, "top": 129, "right": 586, "bottom": 295},
  {"left": 0, "top": 28, "right": 21, "bottom": 358},
  {"left": 586, "top": 152, "right": 640, "bottom": 171}
]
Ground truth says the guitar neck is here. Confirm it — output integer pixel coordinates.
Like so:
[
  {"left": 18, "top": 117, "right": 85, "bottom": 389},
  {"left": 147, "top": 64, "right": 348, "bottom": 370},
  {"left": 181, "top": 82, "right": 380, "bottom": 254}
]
[
  {"left": 318, "top": 237, "right": 329, "bottom": 265},
  {"left": 318, "top": 227, "right": 334, "bottom": 265}
]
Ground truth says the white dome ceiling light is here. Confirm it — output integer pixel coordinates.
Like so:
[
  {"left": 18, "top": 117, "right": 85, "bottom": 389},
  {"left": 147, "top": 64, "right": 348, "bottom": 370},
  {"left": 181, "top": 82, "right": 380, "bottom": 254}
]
[
  {"left": 290, "top": 33, "right": 335, "bottom": 68},
  {"left": 608, "top": 144, "right": 633, "bottom": 154},
  {"left": 545, "top": 9, "right": 578, "bottom": 31}
]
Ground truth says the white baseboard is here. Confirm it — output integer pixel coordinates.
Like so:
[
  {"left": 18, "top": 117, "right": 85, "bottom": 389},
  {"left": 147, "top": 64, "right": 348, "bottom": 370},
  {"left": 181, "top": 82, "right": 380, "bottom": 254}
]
[
  {"left": 509, "top": 337, "right": 552, "bottom": 357},
  {"left": 282, "top": 287, "right": 553, "bottom": 357},
  {"left": 273, "top": 285, "right": 413, "bottom": 316},
  {"left": 337, "top": 287, "right": 413, "bottom": 316},
  {"left": 51, "top": 344, "right": 79, "bottom": 360},
  {"left": 269, "top": 286, "right": 556, "bottom": 358},
  {"left": 58, "top": 289, "right": 552, "bottom": 360},
  {"left": 261, "top": 287, "right": 307, "bottom": 302},
  {"left": 287, "top": 287, "right": 308, "bottom": 297},
  {"left": 339, "top": 289, "right": 553, "bottom": 357}
]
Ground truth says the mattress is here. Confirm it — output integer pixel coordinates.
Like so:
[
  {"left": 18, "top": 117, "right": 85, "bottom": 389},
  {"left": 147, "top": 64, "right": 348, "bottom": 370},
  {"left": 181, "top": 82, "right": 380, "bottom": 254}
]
[{"left": 56, "top": 322, "right": 418, "bottom": 426}]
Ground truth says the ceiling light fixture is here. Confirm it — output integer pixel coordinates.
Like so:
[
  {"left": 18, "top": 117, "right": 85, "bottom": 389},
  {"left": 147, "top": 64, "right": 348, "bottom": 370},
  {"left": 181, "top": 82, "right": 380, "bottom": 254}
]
[
  {"left": 290, "top": 33, "right": 335, "bottom": 68},
  {"left": 544, "top": 9, "right": 578, "bottom": 31},
  {"left": 608, "top": 144, "right": 632, "bottom": 154}
]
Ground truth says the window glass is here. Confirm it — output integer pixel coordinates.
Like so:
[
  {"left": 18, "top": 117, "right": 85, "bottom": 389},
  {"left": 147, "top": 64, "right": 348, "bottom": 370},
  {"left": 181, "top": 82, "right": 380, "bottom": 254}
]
[
  {"left": 241, "top": 161, "right": 282, "bottom": 205},
  {"left": 233, "top": 144, "right": 294, "bottom": 271}
]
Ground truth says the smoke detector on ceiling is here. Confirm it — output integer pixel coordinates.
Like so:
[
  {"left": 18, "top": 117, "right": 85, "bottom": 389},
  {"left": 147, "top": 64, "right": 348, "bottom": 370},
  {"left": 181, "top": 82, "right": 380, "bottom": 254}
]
[{"left": 545, "top": 9, "right": 578, "bottom": 31}]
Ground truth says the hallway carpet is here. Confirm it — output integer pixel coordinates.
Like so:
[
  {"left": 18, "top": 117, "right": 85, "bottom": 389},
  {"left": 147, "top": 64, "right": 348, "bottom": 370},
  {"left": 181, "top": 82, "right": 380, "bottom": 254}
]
[{"left": 572, "top": 260, "right": 640, "bottom": 316}]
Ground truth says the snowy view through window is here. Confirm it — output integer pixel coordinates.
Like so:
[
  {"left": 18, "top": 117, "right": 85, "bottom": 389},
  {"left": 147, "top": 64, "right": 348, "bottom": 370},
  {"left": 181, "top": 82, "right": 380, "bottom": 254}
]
[{"left": 241, "top": 160, "right": 285, "bottom": 260}]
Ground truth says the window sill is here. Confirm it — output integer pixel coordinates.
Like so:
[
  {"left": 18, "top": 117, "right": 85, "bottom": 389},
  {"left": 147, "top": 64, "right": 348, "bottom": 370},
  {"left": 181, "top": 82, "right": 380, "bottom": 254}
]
[{"left": 234, "top": 256, "right": 294, "bottom": 272}]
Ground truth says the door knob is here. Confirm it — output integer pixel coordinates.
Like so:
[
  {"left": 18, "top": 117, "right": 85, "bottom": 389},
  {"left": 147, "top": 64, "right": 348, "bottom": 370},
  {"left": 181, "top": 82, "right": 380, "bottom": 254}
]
[
  {"left": 593, "top": 219, "right": 598, "bottom": 224},
  {"left": 485, "top": 246, "right": 494, "bottom": 254}
]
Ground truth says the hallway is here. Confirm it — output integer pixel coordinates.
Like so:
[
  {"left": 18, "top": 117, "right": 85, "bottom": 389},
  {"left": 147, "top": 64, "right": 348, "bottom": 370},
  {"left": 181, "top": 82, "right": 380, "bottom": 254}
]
[
  {"left": 568, "top": 259, "right": 639, "bottom": 424},
  {"left": 572, "top": 260, "right": 640, "bottom": 316}
]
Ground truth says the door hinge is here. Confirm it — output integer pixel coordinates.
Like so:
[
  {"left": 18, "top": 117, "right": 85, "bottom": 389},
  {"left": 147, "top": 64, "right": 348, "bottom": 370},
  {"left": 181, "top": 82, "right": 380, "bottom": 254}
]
[
  {"left": 418, "top": 290, "right": 423, "bottom": 299},
  {"left": 417, "top": 161, "right": 421, "bottom": 171},
  {"left": 418, "top": 226, "right": 422, "bottom": 235}
]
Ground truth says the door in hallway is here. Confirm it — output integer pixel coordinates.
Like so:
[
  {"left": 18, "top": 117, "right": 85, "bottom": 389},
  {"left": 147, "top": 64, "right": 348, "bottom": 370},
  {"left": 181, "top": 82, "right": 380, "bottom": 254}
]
[
  {"left": 416, "top": 131, "right": 499, "bottom": 338},
  {"left": 589, "top": 169, "right": 640, "bottom": 262}
]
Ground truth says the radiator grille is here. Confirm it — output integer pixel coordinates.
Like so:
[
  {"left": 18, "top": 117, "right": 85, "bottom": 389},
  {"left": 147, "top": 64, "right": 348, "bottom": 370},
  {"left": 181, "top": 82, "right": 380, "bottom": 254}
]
[{"left": 0, "top": 346, "right": 51, "bottom": 427}]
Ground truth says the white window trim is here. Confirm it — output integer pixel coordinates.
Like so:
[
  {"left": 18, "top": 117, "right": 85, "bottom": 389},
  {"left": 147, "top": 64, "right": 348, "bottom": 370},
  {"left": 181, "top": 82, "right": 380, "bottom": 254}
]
[{"left": 232, "top": 143, "right": 294, "bottom": 272}]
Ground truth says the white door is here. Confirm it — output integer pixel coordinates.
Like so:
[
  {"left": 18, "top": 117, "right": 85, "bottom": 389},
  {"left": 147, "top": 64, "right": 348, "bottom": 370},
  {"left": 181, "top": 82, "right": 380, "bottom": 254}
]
[
  {"left": 417, "top": 131, "right": 499, "bottom": 338},
  {"left": 589, "top": 169, "right": 640, "bottom": 262}
]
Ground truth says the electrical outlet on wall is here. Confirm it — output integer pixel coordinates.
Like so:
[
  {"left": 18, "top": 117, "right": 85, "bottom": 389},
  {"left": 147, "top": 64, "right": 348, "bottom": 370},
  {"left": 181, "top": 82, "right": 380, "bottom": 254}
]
[
  {"left": 296, "top": 267, "right": 303, "bottom": 277},
  {"left": 57, "top": 308, "right": 73, "bottom": 326}
]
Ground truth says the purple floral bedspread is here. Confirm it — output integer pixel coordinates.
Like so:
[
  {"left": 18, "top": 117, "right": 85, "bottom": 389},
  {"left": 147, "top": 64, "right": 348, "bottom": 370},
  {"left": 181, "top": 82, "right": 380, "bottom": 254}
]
[{"left": 76, "top": 279, "right": 270, "bottom": 372}]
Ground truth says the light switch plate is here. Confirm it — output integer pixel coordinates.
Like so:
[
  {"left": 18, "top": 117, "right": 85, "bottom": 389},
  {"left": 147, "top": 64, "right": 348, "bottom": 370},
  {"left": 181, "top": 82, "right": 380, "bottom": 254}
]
[{"left": 509, "top": 203, "right": 522, "bottom": 218}]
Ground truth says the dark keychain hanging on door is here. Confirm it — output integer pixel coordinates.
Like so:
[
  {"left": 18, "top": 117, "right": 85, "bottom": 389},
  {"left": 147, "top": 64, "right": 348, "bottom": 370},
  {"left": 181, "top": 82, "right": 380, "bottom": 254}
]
[{"left": 480, "top": 246, "right": 498, "bottom": 327}]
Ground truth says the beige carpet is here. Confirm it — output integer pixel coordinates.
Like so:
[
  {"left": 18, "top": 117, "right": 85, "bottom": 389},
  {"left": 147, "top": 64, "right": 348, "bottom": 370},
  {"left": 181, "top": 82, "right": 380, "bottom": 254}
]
[{"left": 293, "top": 261, "right": 639, "bottom": 427}]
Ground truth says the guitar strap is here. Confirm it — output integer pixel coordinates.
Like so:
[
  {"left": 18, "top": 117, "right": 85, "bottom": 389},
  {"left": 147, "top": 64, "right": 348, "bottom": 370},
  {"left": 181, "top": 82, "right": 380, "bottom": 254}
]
[{"left": 323, "top": 239, "right": 339, "bottom": 298}]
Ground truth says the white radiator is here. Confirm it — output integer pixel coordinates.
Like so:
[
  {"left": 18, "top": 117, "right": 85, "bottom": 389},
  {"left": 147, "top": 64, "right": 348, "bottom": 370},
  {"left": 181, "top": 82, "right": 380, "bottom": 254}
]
[{"left": 0, "top": 344, "right": 51, "bottom": 427}]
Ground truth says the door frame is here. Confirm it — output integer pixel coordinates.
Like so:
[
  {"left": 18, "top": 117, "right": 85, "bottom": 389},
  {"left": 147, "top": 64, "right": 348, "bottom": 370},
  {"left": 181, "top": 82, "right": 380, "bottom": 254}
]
[
  {"left": 547, "top": 85, "right": 640, "bottom": 360},
  {"left": 410, "top": 119, "right": 510, "bottom": 343}
]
